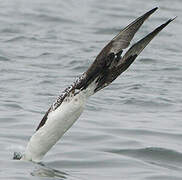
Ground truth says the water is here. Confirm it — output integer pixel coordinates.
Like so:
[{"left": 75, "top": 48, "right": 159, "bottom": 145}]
[{"left": 0, "top": 0, "right": 181, "bottom": 179}]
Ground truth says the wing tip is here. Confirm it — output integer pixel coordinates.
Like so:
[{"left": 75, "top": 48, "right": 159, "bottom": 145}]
[
  {"left": 170, "top": 16, "right": 177, "bottom": 22},
  {"left": 159, "top": 16, "right": 176, "bottom": 30},
  {"left": 144, "top": 7, "right": 158, "bottom": 17},
  {"left": 151, "top": 7, "right": 158, "bottom": 12}
]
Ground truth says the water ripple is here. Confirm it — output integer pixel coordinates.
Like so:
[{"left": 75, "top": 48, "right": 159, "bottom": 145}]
[
  {"left": 109, "top": 147, "right": 182, "bottom": 171},
  {"left": 0, "top": 1, "right": 181, "bottom": 180}
]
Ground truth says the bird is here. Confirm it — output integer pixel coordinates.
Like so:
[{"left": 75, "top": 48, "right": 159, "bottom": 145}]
[{"left": 18, "top": 7, "right": 174, "bottom": 162}]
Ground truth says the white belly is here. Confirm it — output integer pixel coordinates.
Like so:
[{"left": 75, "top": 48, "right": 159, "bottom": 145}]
[{"left": 23, "top": 93, "right": 86, "bottom": 162}]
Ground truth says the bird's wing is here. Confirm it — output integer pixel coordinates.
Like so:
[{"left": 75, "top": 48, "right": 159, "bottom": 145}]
[
  {"left": 111, "top": 7, "right": 158, "bottom": 52},
  {"left": 94, "top": 17, "right": 175, "bottom": 92},
  {"left": 80, "top": 7, "right": 158, "bottom": 90}
]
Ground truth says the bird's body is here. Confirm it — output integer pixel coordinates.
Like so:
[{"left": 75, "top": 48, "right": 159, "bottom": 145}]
[
  {"left": 20, "top": 7, "right": 174, "bottom": 162},
  {"left": 23, "top": 81, "right": 97, "bottom": 162},
  {"left": 23, "top": 94, "right": 85, "bottom": 162}
]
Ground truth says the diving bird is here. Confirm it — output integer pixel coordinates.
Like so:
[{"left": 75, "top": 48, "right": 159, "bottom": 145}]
[{"left": 20, "top": 7, "right": 174, "bottom": 162}]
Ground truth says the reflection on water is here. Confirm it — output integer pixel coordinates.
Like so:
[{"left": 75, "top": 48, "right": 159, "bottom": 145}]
[{"left": 32, "top": 163, "right": 68, "bottom": 179}]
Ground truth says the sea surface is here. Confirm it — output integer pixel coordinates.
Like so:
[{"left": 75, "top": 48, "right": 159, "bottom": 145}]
[{"left": 0, "top": 0, "right": 181, "bottom": 179}]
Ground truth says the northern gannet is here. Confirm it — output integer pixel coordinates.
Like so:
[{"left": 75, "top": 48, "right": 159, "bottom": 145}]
[{"left": 19, "top": 7, "right": 174, "bottom": 162}]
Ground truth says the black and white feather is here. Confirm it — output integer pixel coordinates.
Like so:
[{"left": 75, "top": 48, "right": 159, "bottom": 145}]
[{"left": 22, "top": 7, "right": 175, "bottom": 162}]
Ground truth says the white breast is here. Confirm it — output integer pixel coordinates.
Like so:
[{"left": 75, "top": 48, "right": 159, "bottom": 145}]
[
  {"left": 22, "top": 79, "right": 97, "bottom": 162},
  {"left": 23, "top": 92, "right": 86, "bottom": 162}
]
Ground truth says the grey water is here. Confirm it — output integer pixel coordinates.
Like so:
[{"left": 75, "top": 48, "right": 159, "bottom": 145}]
[{"left": 0, "top": 0, "right": 181, "bottom": 179}]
